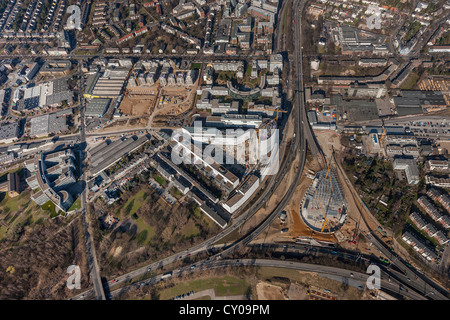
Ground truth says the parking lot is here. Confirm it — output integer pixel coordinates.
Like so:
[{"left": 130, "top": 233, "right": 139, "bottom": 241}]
[{"left": 387, "top": 119, "right": 450, "bottom": 139}]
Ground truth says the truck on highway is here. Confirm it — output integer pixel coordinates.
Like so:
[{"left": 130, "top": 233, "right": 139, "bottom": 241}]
[{"left": 161, "top": 271, "right": 173, "bottom": 279}]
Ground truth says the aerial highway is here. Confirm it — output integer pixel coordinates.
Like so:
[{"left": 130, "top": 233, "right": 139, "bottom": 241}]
[
  {"left": 332, "top": 147, "right": 449, "bottom": 300},
  {"left": 69, "top": 0, "right": 309, "bottom": 300},
  {"left": 366, "top": 232, "right": 449, "bottom": 300},
  {"left": 70, "top": 0, "right": 326, "bottom": 301},
  {"left": 69, "top": 0, "right": 448, "bottom": 302},
  {"left": 107, "top": 258, "right": 426, "bottom": 301}
]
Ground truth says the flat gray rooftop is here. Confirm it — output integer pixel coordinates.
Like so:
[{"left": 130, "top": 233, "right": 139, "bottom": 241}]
[
  {"left": 86, "top": 98, "right": 111, "bottom": 117},
  {"left": 90, "top": 134, "right": 150, "bottom": 176}
]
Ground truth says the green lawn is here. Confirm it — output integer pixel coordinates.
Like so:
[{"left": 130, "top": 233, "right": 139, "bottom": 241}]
[
  {"left": 68, "top": 198, "right": 81, "bottom": 211},
  {"left": 41, "top": 200, "right": 62, "bottom": 218},
  {"left": 192, "top": 205, "right": 202, "bottom": 219},
  {"left": 119, "top": 190, "right": 147, "bottom": 218},
  {"left": 400, "top": 71, "right": 419, "bottom": 90},
  {"left": 179, "top": 220, "right": 200, "bottom": 239},
  {"left": 159, "top": 275, "right": 249, "bottom": 300},
  {"left": 0, "top": 194, "right": 22, "bottom": 214},
  {"left": 154, "top": 175, "right": 167, "bottom": 188},
  {"left": 134, "top": 217, "right": 155, "bottom": 245},
  {"left": 169, "top": 187, "right": 182, "bottom": 199}
]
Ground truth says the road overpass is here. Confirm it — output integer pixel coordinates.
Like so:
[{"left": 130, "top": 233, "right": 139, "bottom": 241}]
[{"left": 69, "top": 0, "right": 323, "bottom": 301}]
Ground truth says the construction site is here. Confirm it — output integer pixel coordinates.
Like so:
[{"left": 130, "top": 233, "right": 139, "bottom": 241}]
[
  {"left": 300, "top": 163, "right": 347, "bottom": 233},
  {"left": 120, "top": 59, "right": 201, "bottom": 128},
  {"left": 151, "top": 87, "right": 198, "bottom": 127}
]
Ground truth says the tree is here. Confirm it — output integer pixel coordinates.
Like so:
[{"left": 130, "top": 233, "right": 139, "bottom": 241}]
[{"left": 245, "top": 286, "right": 252, "bottom": 300}]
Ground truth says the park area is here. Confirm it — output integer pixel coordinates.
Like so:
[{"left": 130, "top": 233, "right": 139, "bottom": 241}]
[
  {"left": 0, "top": 168, "right": 76, "bottom": 242},
  {"left": 92, "top": 179, "right": 220, "bottom": 277},
  {"left": 341, "top": 153, "right": 422, "bottom": 234}
]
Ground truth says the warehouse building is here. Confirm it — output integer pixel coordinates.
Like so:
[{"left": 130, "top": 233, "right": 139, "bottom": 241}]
[
  {"left": 29, "top": 109, "right": 71, "bottom": 137},
  {"left": 89, "top": 134, "right": 151, "bottom": 176},
  {"left": 14, "top": 78, "right": 73, "bottom": 111},
  {"left": 86, "top": 98, "right": 111, "bottom": 117},
  {"left": 347, "top": 83, "right": 387, "bottom": 99},
  {"left": 0, "top": 122, "right": 20, "bottom": 144},
  {"left": 337, "top": 97, "right": 379, "bottom": 122}
]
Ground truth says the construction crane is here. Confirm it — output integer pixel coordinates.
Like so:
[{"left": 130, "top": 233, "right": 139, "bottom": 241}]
[
  {"left": 126, "top": 63, "right": 140, "bottom": 88},
  {"left": 321, "top": 150, "right": 342, "bottom": 233},
  {"left": 246, "top": 106, "right": 287, "bottom": 121},
  {"left": 349, "top": 224, "right": 358, "bottom": 245},
  {"left": 379, "top": 118, "right": 389, "bottom": 151},
  {"left": 320, "top": 163, "right": 334, "bottom": 233},
  {"left": 269, "top": 107, "right": 288, "bottom": 121},
  {"left": 255, "top": 119, "right": 274, "bottom": 146},
  {"left": 312, "top": 178, "right": 330, "bottom": 233},
  {"left": 133, "top": 67, "right": 139, "bottom": 87}
]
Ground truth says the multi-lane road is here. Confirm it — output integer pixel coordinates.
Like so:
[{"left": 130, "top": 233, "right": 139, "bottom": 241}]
[
  {"left": 77, "top": 63, "right": 106, "bottom": 300},
  {"left": 71, "top": 0, "right": 347, "bottom": 302},
  {"left": 107, "top": 257, "right": 426, "bottom": 301},
  {"left": 70, "top": 0, "right": 310, "bottom": 300},
  {"left": 366, "top": 232, "right": 449, "bottom": 300},
  {"left": 68, "top": 0, "right": 449, "bottom": 301},
  {"left": 332, "top": 146, "right": 449, "bottom": 300}
]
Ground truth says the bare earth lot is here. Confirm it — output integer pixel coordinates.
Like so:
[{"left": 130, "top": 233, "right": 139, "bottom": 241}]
[{"left": 120, "top": 96, "right": 156, "bottom": 116}]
